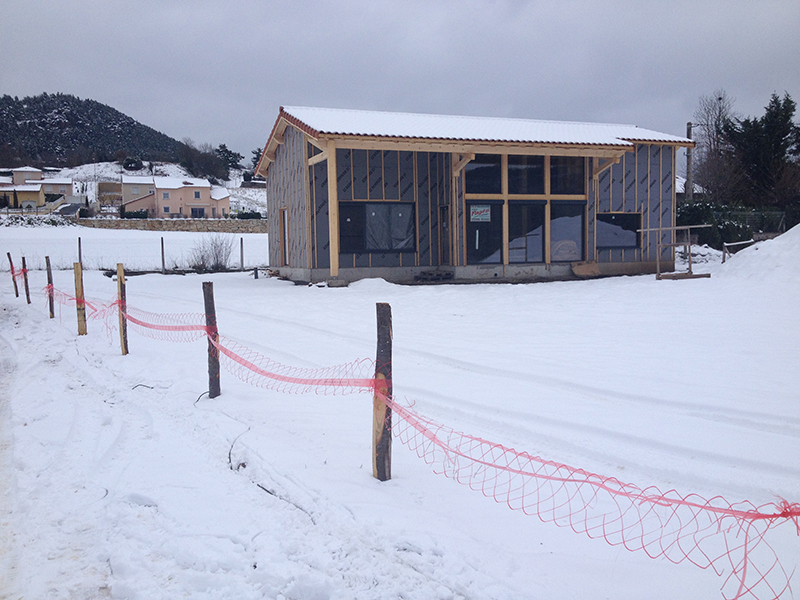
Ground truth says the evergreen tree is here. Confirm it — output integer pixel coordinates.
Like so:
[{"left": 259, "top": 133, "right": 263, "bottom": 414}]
[
  {"left": 214, "top": 143, "right": 244, "bottom": 170},
  {"left": 251, "top": 147, "right": 264, "bottom": 170}
]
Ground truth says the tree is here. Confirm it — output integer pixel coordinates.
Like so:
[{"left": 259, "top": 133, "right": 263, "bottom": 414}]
[
  {"left": 251, "top": 147, "right": 264, "bottom": 170},
  {"left": 692, "top": 90, "right": 743, "bottom": 206},
  {"left": 214, "top": 143, "right": 244, "bottom": 171},
  {"left": 724, "top": 93, "right": 800, "bottom": 212},
  {"left": 177, "top": 139, "right": 227, "bottom": 180}
]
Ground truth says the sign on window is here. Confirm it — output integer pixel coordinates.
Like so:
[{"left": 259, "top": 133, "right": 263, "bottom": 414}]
[{"left": 470, "top": 205, "right": 491, "bottom": 222}]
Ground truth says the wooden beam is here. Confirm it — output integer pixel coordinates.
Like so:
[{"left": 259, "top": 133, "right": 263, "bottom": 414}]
[
  {"left": 593, "top": 155, "right": 622, "bottom": 178},
  {"left": 326, "top": 139, "right": 340, "bottom": 277},
  {"left": 306, "top": 136, "right": 326, "bottom": 152},
  {"left": 452, "top": 153, "right": 475, "bottom": 176},
  {"left": 308, "top": 150, "right": 328, "bottom": 166}
]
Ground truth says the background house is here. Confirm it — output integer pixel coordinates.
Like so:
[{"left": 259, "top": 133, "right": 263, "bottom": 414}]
[
  {"left": 255, "top": 106, "right": 694, "bottom": 283},
  {"left": 122, "top": 176, "right": 229, "bottom": 217}
]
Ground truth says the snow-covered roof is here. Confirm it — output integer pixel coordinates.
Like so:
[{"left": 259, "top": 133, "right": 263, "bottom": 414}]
[
  {"left": 0, "top": 176, "right": 11, "bottom": 185},
  {"left": 122, "top": 175, "right": 154, "bottom": 185},
  {"left": 210, "top": 186, "right": 230, "bottom": 200},
  {"left": 153, "top": 176, "right": 211, "bottom": 190},
  {"left": 280, "top": 106, "right": 693, "bottom": 147},
  {"left": 12, "top": 166, "right": 42, "bottom": 173},
  {"left": 675, "top": 176, "right": 705, "bottom": 195},
  {"left": 37, "top": 178, "right": 73, "bottom": 185},
  {"left": 0, "top": 184, "right": 42, "bottom": 192}
]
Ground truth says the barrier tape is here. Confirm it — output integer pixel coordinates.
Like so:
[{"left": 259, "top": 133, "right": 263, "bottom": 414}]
[{"left": 33, "top": 281, "right": 800, "bottom": 599}]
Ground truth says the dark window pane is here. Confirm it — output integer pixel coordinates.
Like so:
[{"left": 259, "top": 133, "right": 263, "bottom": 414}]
[
  {"left": 465, "top": 154, "right": 502, "bottom": 194},
  {"left": 509, "top": 203, "right": 545, "bottom": 262},
  {"left": 364, "top": 202, "right": 416, "bottom": 251},
  {"left": 550, "top": 156, "right": 585, "bottom": 195},
  {"left": 508, "top": 155, "right": 545, "bottom": 195},
  {"left": 550, "top": 203, "right": 584, "bottom": 261},
  {"left": 466, "top": 202, "right": 503, "bottom": 263},
  {"left": 340, "top": 203, "right": 365, "bottom": 252},
  {"left": 596, "top": 213, "right": 641, "bottom": 248}
]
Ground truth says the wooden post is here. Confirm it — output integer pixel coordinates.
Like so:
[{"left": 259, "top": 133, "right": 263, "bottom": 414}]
[
  {"left": 253, "top": 267, "right": 258, "bottom": 279},
  {"left": 7, "top": 253, "right": 19, "bottom": 298},
  {"left": 117, "top": 263, "right": 128, "bottom": 355},
  {"left": 21, "top": 256, "right": 31, "bottom": 304},
  {"left": 73, "top": 262, "right": 87, "bottom": 335},
  {"left": 161, "top": 237, "right": 166, "bottom": 274},
  {"left": 240, "top": 237, "right": 244, "bottom": 271},
  {"left": 373, "top": 302, "right": 392, "bottom": 481},
  {"left": 202, "top": 281, "right": 221, "bottom": 398},
  {"left": 45, "top": 256, "right": 54, "bottom": 318},
  {"left": 78, "top": 236, "right": 82, "bottom": 267}
]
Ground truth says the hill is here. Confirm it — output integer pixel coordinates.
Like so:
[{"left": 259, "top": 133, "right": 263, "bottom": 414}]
[{"left": 0, "top": 92, "right": 181, "bottom": 167}]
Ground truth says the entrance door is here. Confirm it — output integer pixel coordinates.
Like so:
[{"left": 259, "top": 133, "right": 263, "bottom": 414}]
[
  {"left": 439, "top": 205, "right": 450, "bottom": 265},
  {"left": 466, "top": 202, "right": 503, "bottom": 264}
]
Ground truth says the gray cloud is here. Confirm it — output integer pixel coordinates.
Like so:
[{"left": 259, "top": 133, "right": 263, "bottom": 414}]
[{"left": 2, "top": 0, "right": 798, "bottom": 166}]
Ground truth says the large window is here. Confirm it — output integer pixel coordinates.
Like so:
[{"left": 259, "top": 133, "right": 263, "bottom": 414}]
[
  {"left": 509, "top": 202, "right": 545, "bottom": 262},
  {"left": 466, "top": 202, "right": 503, "bottom": 264},
  {"left": 464, "top": 154, "right": 501, "bottom": 194},
  {"left": 596, "top": 213, "right": 641, "bottom": 248},
  {"left": 550, "top": 156, "right": 585, "bottom": 195},
  {"left": 550, "top": 203, "right": 584, "bottom": 261},
  {"left": 339, "top": 202, "right": 416, "bottom": 253},
  {"left": 508, "top": 155, "right": 545, "bottom": 195}
]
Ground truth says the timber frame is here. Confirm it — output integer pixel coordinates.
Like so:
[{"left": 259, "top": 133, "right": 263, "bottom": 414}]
[{"left": 258, "top": 106, "right": 694, "bottom": 284}]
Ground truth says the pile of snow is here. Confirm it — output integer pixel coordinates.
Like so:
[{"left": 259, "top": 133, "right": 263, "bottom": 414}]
[{"left": 715, "top": 224, "right": 800, "bottom": 281}]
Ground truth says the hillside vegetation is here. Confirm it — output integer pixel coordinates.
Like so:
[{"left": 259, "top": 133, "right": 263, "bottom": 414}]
[{"left": 0, "top": 92, "right": 181, "bottom": 167}]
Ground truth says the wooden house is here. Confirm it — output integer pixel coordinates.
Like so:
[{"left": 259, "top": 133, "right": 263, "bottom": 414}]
[{"left": 255, "top": 106, "right": 694, "bottom": 283}]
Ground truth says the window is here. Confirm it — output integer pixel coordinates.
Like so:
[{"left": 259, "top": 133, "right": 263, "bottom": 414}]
[
  {"left": 132, "top": 186, "right": 139, "bottom": 194},
  {"left": 162, "top": 192, "right": 170, "bottom": 200},
  {"left": 550, "top": 203, "right": 585, "bottom": 261},
  {"left": 550, "top": 156, "right": 585, "bottom": 195},
  {"left": 596, "top": 213, "right": 641, "bottom": 248},
  {"left": 508, "top": 202, "right": 545, "bottom": 262},
  {"left": 191, "top": 207, "right": 205, "bottom": 218},
  {"left": 339, "top": 202, "right": 415, "bottom": 252},
  {"left": 508, "top": 155, "right": 545, "bottom": 195},
  {"left": 45, "top": 185, "right": 52, "bottom": 192},
  {"left": 194, "top": 191, "right": 201, "bottom": 199},
  {"left": 464, "top": 154, "right": 501, "bottom": 194},
  {"left": 163, "top": 206, "right": 170, "bottom": 214},
  {"left": 466, "top": 202, "right": 503, "bottom": 264}
]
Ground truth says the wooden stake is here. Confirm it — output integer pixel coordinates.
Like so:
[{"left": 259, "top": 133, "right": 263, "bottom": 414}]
[
  {"left": 7, "top": 252, "right": 19, "bottom": 298},
  {"left": 117, "top": 263, "right": 128, "bottom": 355},
  {"left": 203, "top": 281, "right": 221, "bottom": 398},
  {"left": 78, "top": 236, "right": 82, "bottom": 267},
  {"left": 161, "top": 237, "right": 166, "bottom": 274},
  {"left": 372, "top": 302, "right": 392, "bottom": 481},
  {"left": 45, "top": 256, "right": 54, "bottom": 318},
  {"left": 74, "top": 262, "right": 87, "bottom": 335},
  {"left": 240, "top": 237, "right": 244, "bottom": 271},
  {"left": 21, "top": 256, "right": 31, "bottom": 304}
]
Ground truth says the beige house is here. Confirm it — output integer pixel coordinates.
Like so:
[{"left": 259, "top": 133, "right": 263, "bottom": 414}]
[
  {"left": 123, "top": 176, "right": 230, "bottom": 218},
  {"left": 0, "top": 183, "right": 45, "bottom": 208},
  {"left": 39, "top": 178, "right": 74, "bottom": 196},
  {"left": 12, "top": 166, "right": 42, "bottom": 185},
  {"left": 121, "top": 176, "right": 155, "bottom": 204}
]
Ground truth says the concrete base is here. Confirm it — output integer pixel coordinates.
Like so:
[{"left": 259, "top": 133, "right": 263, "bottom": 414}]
[{"left": 272, "top": 260, "right": 671, "bottom": 285}]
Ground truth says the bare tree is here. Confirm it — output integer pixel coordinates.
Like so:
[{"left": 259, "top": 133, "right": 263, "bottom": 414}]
[{"left": 692, "top": 90, "right": 745, "bottom": 205}]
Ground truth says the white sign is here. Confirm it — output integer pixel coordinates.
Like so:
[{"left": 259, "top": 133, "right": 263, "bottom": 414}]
[{"left": 470, "top": 205, "right": 491, "bottom": 222}]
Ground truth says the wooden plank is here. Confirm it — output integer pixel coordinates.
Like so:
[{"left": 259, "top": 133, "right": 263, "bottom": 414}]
[
  {"left": 7, "top": 253, "right": 19, "bottom": 298},
  {"left": 203, "top": 281, "right": 221, "bottom": 398},
  {"left": 45, "top": 256, "right": 54, "bottom": 318},
  {"left": 326, "top": 139, "right": 340, "bottom": 277},
  {"left": 21, "top": 256, "right": 30, "bottom": 304},
  {"left": 117, "top": 264, "right": 129, "bottom": 356}
]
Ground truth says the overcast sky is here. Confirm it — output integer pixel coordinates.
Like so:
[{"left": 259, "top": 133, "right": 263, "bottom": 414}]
[{"left": 2, "top": 0, "right": 798, "bottom": 170}]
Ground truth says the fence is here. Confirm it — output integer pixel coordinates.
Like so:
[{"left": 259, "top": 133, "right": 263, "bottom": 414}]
[{"left": 4, "top": 255, "right": 800, "bottom": 600}]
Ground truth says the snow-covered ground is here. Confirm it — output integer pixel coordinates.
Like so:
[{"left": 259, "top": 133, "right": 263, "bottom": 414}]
[{"left": 1, "top": 224, "right": 798, "bottom": 600}]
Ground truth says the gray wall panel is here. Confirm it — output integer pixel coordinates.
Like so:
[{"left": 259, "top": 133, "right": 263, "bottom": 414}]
[
  {"left": 611, "top": 161, "right": 624, "bottom": 212},
  {"left": 368, "top": 149, "right": 383, "bottom": 200},
  {"left": 336, "top": 148, "right": 353, "bottom": 201},
  {"left": 383, "top": 150, "right": 399, "bottom": 200},
  {"left": 352, "top": 149, "right": 368, "bottom": 199}
]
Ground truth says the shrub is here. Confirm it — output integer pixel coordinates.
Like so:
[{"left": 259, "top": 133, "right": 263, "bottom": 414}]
[
  {"left": 188, "top": 233, "right": 234, "bottom": 272},
  {"left": 236, "top": 211, "right": 262, "bottom": 220},
  {"left": 121, "top": 209, "right": 149, "bottom": 219},
  {"left": 123, "top": 156, "right": 143, "bottom": 170}
]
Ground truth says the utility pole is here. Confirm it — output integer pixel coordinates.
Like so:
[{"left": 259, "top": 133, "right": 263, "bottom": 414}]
[{"left": 686, "top": 122, "right": 694, "bottom": 204}]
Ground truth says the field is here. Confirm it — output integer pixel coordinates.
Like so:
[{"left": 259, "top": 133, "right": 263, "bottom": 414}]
[{"left": 1, "top": 224, "right": 798, "bottom": 600}]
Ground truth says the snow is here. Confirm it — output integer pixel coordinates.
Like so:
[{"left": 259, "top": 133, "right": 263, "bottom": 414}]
[
  {"left": 281, "top": 106, "right": 693, "bottom": 145},
  {"left": 1, "top": 224, "right": 798, "bottom": 600}
]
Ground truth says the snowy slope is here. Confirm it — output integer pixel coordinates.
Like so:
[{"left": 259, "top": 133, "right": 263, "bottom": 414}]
[{"left": 1, "top": 225, "right": 798, "bottom": 600}]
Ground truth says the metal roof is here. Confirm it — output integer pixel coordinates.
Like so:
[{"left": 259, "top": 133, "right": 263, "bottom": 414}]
[{"left": 281, "top": 106, "right": 693, "bottom": 147}]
